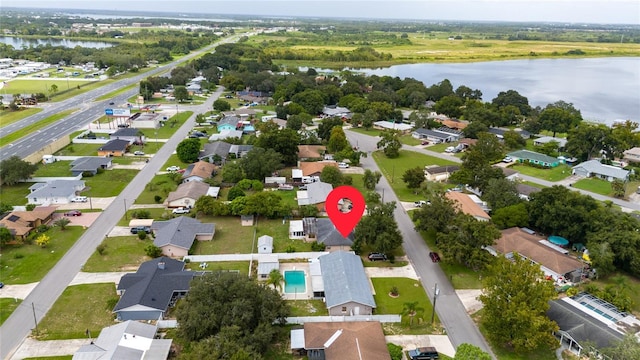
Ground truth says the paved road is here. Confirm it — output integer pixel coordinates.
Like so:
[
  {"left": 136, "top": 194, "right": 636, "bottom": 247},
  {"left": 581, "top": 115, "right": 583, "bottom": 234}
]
[
  {"left": 0, "top": 87, "right": 224, "bottom": 360},
  {"left": 346, "top": 130, "right": 496, "bottom": 357}
]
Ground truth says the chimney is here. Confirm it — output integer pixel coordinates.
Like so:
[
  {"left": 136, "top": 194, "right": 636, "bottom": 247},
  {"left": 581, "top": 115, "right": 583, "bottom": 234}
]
[{"left": 158, "top": 261, "right": 165, "bottom": 270}]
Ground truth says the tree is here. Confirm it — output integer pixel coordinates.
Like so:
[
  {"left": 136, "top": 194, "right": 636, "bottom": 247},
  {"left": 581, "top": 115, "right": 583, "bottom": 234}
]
[
  {"left": 0, "top": 156, "right": 38, "bottom": 186},
  {"left": 255, "top": 128, "right": 300, "bottom": 166},
  {"left": 240, "top": 147, "right": 282, "bottom": 180},
  {"left": 176, "top": 272, "right": 289, "bottom": 357},
  {"left": 243, "top": 191, "right": 290, "bottom": 218},
  {"left": 611, "top": 179, "right": 626, "bottom": 198},
  {"left": 491, "top": 203, "right": 529, "bottom": 229},
  {"left": 491, "top": 89, "right": 531, "bottom": 116},
  {"left": 320, "top": 166, "right": 345, "bottom": 188},
  {"left": 36, "top": 233, "right": 50, "bottom": 248},
  {"left": 461, "top": 121, "right": 488, "bottom": 139},
  {"left": 600, "top": 332, "right": 640, "bottom": 360},
  {"left": 502, "top": 130, "right": 526, "bottom": 150},
  {"left": 566, "top": 122, "right": 610, "bottom": 162},
  {"left": 402, "top": 301, "right": 424, "bottom": 327},
  {"left": 362, "top": 109, "right": 378, "bottom": 130},
  {"left": 436, "top": 214, "right": 500, "bottom": 270},
  {"left": 0, "top": 227, "right": 13, "bottom": 248},
  {"left": 291, "top": 89, "right": 326, "bottom": 115},
  {"left": 317, "top": 117, "right": 343, "bottom": 141},
  {"left": 54, "top": 217, "right": 71, "bottom": 230},
  {"left": 213, "top": 99, "right": 231, "bottom": 111},
  {"left": 454, "top": 344, "right": 491, "bottom": 360},
  {"left": 222, "top": 161, "right": 245, "bottom": 183},
  {"left": 376, "top": 130, "right": 402, "bottom": 158},
  {"left": 0, "top": 202, "right": 12, "bottom": 213},
  {"left": 539, "top": 101, "right": 583, "bottom": 137},
  {"left": 413, "top": 193, "right": 457, "bottom": 234},
  {"left": 48, "top": 84, "right": 58, "bottom": 99},
  {"left": 362, "top": 169, "right": 382, "bottom": 190},
  {"left": 479, "top": 255, "right": 559, "bottom": 352},
  {"left": 173, "top": 85, "right": 190, "bottom": 102},
  {"left": 434, "top": 95, "right": 464, "bottom": 118},
  {"left": 589, "top": 241, "right": 616, "bottom": 277},
  {"left": 450, "top": 133, "right": 504, "bottom": 192},
  {"left": 266, "top": 269, "right": 284, "bottom": 291},
  {"left": 327, "top": 126, "right": 349, "bottom": 153},
  {"left": 482, "top": 178, "right": 522, "bottom": 211},
  {"left": 227, "top": 187, "right": 246, "bottom": 201},
  {"left": 387, "top": 343, "right": 404, "bottom": 360},
  {"left": 353, "top": 202, "right": 403, "bottom": 254},
  {"left": 402, "top": 167, "right": 425, "bottom": 194},
  {"left": 176, "top": 138, "right": 201, "bottom": 163}
]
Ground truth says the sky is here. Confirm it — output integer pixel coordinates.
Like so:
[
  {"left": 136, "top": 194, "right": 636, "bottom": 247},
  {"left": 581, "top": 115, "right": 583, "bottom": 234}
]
[{"left": 2, "top": 0, "right": 639, "bottom": 24}]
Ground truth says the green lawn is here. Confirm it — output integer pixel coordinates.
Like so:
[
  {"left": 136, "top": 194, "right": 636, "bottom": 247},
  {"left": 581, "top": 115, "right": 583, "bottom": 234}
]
[
  {"left": 508, "top": 163, "right": 572, "bottom": 182},
  {"left": 135, "top": 173, "right": 180, "bottom": 204},
  {"left": 0, "top": 298, "right": 22, "bottom": 325},
  {"left": 0, "top": 79, "right": 92, "bottom": 97},
  {"left": 0, "top": 109, "right": 76, "bottom": 147},
  {"left": 33, "top": 161, "right": 73, "bottom": 177},
  {"left": 117, "top": 208, "right": 170, "bottom": 226},
  {"left": 137, "top": 111, "right": 193, "bottom": 139},
  {"left": 572, "top": 178, "right": 613, "bottom": 196},
  {"left": 0, "top": 227, "right": 84, "bottom": 284},
  {"left": 288, "top": 299, "right": 329, "bottom": 316},
  {"left": 0, "top": 108, "right": 43, "bottom": 128},
  {"left": 0, "top": 182, "right": 32, "bottom": 206},
  {"left": 82, "top": 236, "right": 152, "bottom": 272},
  {"left": 36, "top": 284, "right": 119, "bottom": 340},
  {"left": 373, "top": 150, "right": 457, "bottom": 201},
  {"left": 185, "top": 261, "right": 251, "bottom": 276},
  {"left": 55, "top": 143, "right": 101, "bottom": 156},
  {"left": 24, "top": 357, "right": 72, "bottom": 360},
  {"left": 372, "top": 277, "right": 439, "bottom": 334},
  {"left": 84, "top": 169, "right": 140, "bottom": 197}
]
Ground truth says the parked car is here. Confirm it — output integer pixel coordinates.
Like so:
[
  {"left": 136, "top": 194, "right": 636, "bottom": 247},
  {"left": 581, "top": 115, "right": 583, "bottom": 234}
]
[
  {"left": 298, "top": 185, "right": 307, "bottom": 190},
  {"left": 133, "top": 151, "right": 145, "bottom": 156},
  {"left": 71, "top": 196, "right": 87, "bottom": 203},
  {"left": 368, "top": 252, "right": 387, "bottom": 261},
  {"left": 172, "top": 207, "right": 190, "bottom": 214},
  {"left": 409, "top": 347, "right": 439, "bottom": 360},
  {"left": 429, "top": 252, "right": 441, "bottom": 263},
  {"left": 338, "top": 162, "right": 350, "bottom": 168},
  {"left": 278, "top": 184, "right": 294, "bottom": 191},
  {"left": 64, "top": 210, "right": 82, "bottom": 216},
  {"left": 502, "top": 156, "right": 513, "bottom": 163},
  {"left": 444, "top": 146, "right": 455, "bottom": 153},
  {"left": 166, "top": 166, "right": 181, "bottom": 172},
  {"left": 421, "top": 141, "right": 429, "bottom": 145},
  {"left": 0, "top": 282, "right": 4, "bottom": 289},
  {"left": 130, "top": 226, "right": 151, "bottom": 234},
  {"left": 414, "top": 200, "right": 430, "bottom": 207},
  {"left": 117, "top": 123, "right": 130, "bottom": 128}
]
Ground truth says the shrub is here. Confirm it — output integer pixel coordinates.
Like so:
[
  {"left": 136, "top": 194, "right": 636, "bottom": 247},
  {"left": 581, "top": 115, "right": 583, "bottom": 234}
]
[
  {"left": 37, "top": 224, "right": 49, "bottom": 233},
  {"left": 311, "top": 241, "right": 326, "bottom": 252},
  {"left": 132, "top": 210, "right": 150, "bottom": 219},
  {"left": 105, "top": 297, "right": 119, "bottom": 311},
  {"left": 137, "top": 231, "right": 147, "bottom": 240},
  {"left": 285, "top": 245, "right": 296, "bottom": 253},
  {"left": 387, "top": 343, "right": 403, "bottom": 360},
  {"left": 96, "top": 243, "right": 107, "bottom": 255},
  {"left": 154, "top": 195, "right": 162, "bottom": 203},
  {"left": 13, "top": 253, "right": 24, "bottom": 259},
  {"left": 145, "top": 244, "right": 163, "bottom": 258},
  {"left": 390, "top": 286, "right": 399, "bottom": 296},
  {"left": 25, "top": 204, "right": 36, "bottom": 211}
]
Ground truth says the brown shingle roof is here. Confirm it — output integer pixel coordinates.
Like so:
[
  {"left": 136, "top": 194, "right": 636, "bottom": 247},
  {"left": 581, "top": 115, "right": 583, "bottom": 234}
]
[
  {"left": 0, "top": 207, "right": 55, "bottom": 236},
  {"left": 494, "top": 228, "right": 584, "bottom": 275},
  {"left": 185, "top": 161, "right": 216, "bottom": 180},
  {"left": 166, "top": 181, "right": 209, "bottom": 203},
  {"left": 297, "top": 145, "right": 326, "bottom": 159},
  {"left": 445, "top": 191, "right": 490, "bottom": 220},
  {"left": 299, "top": 161, "right": 338, "bottom": 177},
  {"left": 303, "top": 322, "right": 391, "bottom": 360}
]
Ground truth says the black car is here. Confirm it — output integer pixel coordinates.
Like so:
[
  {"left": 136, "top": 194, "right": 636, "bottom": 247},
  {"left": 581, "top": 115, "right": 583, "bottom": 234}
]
[
  {"left": 108, "top": 101, "right": 115, "bottom": 105},
  {"left": 368, "top": 252, "right": 387, "bottom": 261},
  {"left": 130, "top": 226, "right": 151, "bottom": 234},
  {"left": 409, "top": 347, "right": 439, "bottom": 360},
  {"left": 429, "top": 252, "right": 441, "bottom": 263}
]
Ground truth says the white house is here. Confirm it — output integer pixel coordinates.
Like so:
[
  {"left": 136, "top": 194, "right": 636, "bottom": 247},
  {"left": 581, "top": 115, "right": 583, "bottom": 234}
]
[
  {"left": 26, "top": 180, "right": 86, "bottom": 205},
  {"left": 258, "top": 235, "right": 274, "bottom": 254},
  {"left": 289, "top": 220, "right": 305, "bottom": 239},
  {"left": 572, "top": 160, "right": 630, "bottom": 182}
]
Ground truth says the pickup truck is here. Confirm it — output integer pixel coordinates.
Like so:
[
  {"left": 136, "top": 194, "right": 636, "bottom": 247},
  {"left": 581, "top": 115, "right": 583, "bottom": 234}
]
[
  {"left": 172, "top": 207, "right": 190, "bottom": 214},
  {"left": 414, "top": 200, "right": 429, "bottom": 207}
]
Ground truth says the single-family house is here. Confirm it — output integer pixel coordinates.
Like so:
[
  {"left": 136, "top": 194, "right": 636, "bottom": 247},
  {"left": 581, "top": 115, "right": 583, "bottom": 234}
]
[
  {"left": 70, "top": 157, "right": 112, "bottom": 176},
  {"left": 291, "top": 321, "right": 390, "bottom": 360},
  {"left": 487, "top": 127, "right": 531, "bottom": 140},
  {"left": 72, "top": 321, "right": 172, "bottom": 360},
  {"left": 0, "top": 207, "right": 56, "bottom": 240},
  {"left": 298, "top": 145, "right": 326, "bottom": 161},
  {"left": 445, "top": 191, "right": 491, "bottom": 221},
  {"left": 109, "top": 128, "right": 144, "bottom": 144},
  {"left": 97, "top": 139, "right": 130, "bottom": 157},
  {"left": 571, "top": 160, "right": 630, "bottom": 182},
  {"left": 208, "top": 129, "right": 243, "bottom": 142},
  {"left": 199, "top": 141, "right": 232, "bottom": 164},
  {"left": 534, "top": 136, "right": 568, "bottom": 149},
  {"left": 516, "top": 183, "right": 541, "bottom": 201},
  {"left": 438, "top": 118, "right": 469, "bottom": 130},
  {"left": 289, "top": 220, "right": 305, "bottom": 239},
  {"left": 500, "top": 167, "right": 519, "bottom": 181},
  {"left": 412, "top": 128, "right": 457, "bottom": 144},
  {"left": 486, "top": 227, "right": 584, "bottom": 282},
  {"left": 304, "top": 217, "right": 354, "bottom": 251},
  {"left": 217, "top": 115, "right": 240, "bottom": 132},
  {"left": 222, "top": 109, "right": 256, "bottom": 120},
  {"left": 319, "top": 251, "right": 376, "bottom": 315},
  {"left": 292, "top": 169, "right": 305, "bottom": 183},
  {"left": 268, "top": 117, "right": 289, "bottom": 129},
  {"left": 27, "top": 180, "right": 86, "bottom": 205},
  {"left": 114, "top": 257, "right": 202, "bottom": 321},
  {"left": 321, "top": 106, "right": 352, "bottom": 119},
  {"left": 300, "top": 161, "right": 338, "bottom": 178},
  {"left": 435, "top": 126, "right": 463, "bottom": 140},
  {"left": 297, "top": 181, "right": 333, "bottom": 209},
  {"left": 424, "top": 165, "right": 459, "bottom": 182},
  {"left": 165, "top": 181, "right": 211, "bottom": 208},
  {"left": 623, "top": 147, "right": 640, "bottom": 163},
  {"left": 258, "top": 235, "right": 273, "bottom": 254},
  {"left": 182, "top": 161, "right": 217, "bottom": 183},
  {"left": 257, "top": 254, "right": 279, "bottom": 280},
  {"left": 229, "top": 144, "right": 253, "bottom": 158},
  {"left": 373, "top": 121, "right": 412, "bottom": 133},
  {"left": 507, "top": 149, "right": 561, "bottom": 168},
  {"left": 151, "top": 216, "right": 215, "bottom": 258}
]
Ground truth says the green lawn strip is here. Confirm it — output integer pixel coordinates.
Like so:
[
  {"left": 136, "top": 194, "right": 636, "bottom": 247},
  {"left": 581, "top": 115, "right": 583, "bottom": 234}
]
[
  {"left": 135, "top": 173, "right": 180, "bottom": 204},
  {"left": 508, "top": 163, "right": 572, "bottom": 182},
  {"left": 83, "top": 236, "right": 151, "bottom": 272},
  {"left": 33, "top": 161, "right": 73, "bottom": 177},
  {"left": 472, "top": 309, "right": 557, "bottom": 360},
  {"left": 275, "top": 189, "right": 298, "bottom": 209},
  {"left": 373, "top": 150, "right": 457, "bottom": 202},
  {"left": 55, "top": 143, "right": 101, "bottom": 156},
  {"left": 0, "top": 182, "right": 32, "bottom": 206},
  {"left": 36, "top": 283, "right": 119, "bottom": 340},
  {"left": 0, "top": 109, "right": 76, "bottom": 147},
  {"left": 117, "top": 208, "right": 170, "bottom": 226},
  {"left": 0, "top": 298, "right": 22, "bottom": 325},
  {"left": 94, "top": 83, "right": 137, "bottom": 101},
  {"left": 0, "top": 79, "right": 90, "bottom": 96},
  {"left": 362, "top": 260, "right": 409, "bottom": 268},
  {"left": 23, "top": 357, "right": 73, "bottom": 360},
  {"left": 0, "top": 227, "right": 84, "bottom": 284},
  {"left": 185, "top": 261, "right": 251, "bottom": 276},
  {"left": 572, "top": 178, "right": 613, "bottom": 197},
  {"left": 137, "top": 111, "right": 193, "bottom": 139},
  {"left": 109, "top": 157, "right": 138, "bottom": 165},
  {"left": 427, "top": 142, "right": 456, "bottom": 153},
  {"left": 84, "top": 169, "right": 139, "bottom": 197},
  {"left": 372, "top": 277, "right": 439, "bottom": 334},
  {"left": 288, "top": 299, "right": 328, "bottom": 316},
  {"left": 349, "top": 174, "right": 367, "bottom": 194},
  {"left": 625, "top": 180, "right": 640, "bottom": 198},
  {"left": 521, "top": 180, "right": 547, "bottom": 189},
  {"left": 0, "top": 108, "right": 43, "bottom": 128},
  {"left": 349, "top": 127, "right": 381, "bottom": 137},
  {"left": 399, "top": 135, "right": 422, "bottom": 146}
]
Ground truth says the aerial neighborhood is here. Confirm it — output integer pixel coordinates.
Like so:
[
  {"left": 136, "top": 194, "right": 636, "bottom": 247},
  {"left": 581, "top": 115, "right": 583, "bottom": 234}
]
[{"left": 1, "top": 5, "right": 640, "bottom": 360}]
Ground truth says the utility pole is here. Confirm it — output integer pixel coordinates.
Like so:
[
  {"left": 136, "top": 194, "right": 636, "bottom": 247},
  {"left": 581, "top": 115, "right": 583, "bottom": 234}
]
[
  {"left": 32, "top": 303, "right": 38, "bottom": 335},
  {"left": 431, "top": 283, "right": 439, "bottom": 324},
  {"left": 123, "top": 198, "right": 128, "bottom": 220}
]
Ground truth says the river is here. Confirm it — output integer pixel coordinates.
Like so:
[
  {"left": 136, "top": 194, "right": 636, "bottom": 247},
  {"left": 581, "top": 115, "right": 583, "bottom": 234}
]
[{"left": 0, "top": 36, "right": 114, "bottom": 49}]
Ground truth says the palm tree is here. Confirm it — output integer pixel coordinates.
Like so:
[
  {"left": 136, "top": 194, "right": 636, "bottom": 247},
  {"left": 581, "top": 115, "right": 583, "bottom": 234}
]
[
  {"left": 54, "top": 217, "right": 71, "bottom": 230},
  {"left": 267, "top": 269, "right": 284, "bottom": 292},
  {"left": 402, "top": 301, "right": 424, "bottom": 327}
]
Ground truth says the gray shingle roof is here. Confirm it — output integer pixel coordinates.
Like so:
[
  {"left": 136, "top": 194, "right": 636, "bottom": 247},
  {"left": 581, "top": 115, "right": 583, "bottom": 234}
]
[
  {"left": 152, "top": 216, "right": 215, "bottom": 250},
  {"left": 70, "top": 157, "right": 111, "bottom": 173},
  {"left": 319, "top": 251, "right": 376, "bottom": 309},
  {"left": 311, "top": 218, "right": 354, "bottom": 247},
  {"left": 200, "top": 141, "right": 232, "bottom": 160},
  {"left": 572, "top": 160, "right": 629, "bottom": 180},
  {"left": 111, "top": 128, "right": 141, "bottom": 137},
  {"left": 166, "top": 181, "right": 210, "bottom": 203},
  {"left": 27, "top": 180, "right": 85, "bottom": 199},
  {"left": 413, "top": 128, "right": 454, "bottom": 140},
  {"left": 297, "top": 181, "right": 333, "bottom": 206},
  {"left": 218, "top": 115, "right": 240, "bottom": 127},
  {"left": 508, "top": 150, "right": 558, "bottom": 164},
  {"left": 98, "top": 139, "right": 130, "bottom": 151}
]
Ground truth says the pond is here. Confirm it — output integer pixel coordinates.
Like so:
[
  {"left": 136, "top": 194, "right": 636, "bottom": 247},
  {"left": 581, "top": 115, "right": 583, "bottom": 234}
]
[{"left": 0, "top": 36, "right": 114, "bottom": 49}]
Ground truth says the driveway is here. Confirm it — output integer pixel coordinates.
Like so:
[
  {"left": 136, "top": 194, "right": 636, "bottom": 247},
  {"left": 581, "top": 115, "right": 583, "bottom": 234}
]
[
  {"left": 385, "top": 335, "right": 456, "bottom": 358},
  {"left": 51, "top": 212, "right": 101, "bottom": 228},
  {"left": 0, "top": 283, "right": 38, "bottom": 300},
  {"left": 364, "top": 264, "right": 419, "bottom": 280}
]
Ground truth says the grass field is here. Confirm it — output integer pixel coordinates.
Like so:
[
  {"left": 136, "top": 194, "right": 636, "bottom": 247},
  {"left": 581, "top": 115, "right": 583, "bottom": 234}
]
[
  {"left": 1, "top": 79, "right": 93, "bottom": 98},
  {"left": 0, "top": 109, "right": 76, "bottom": 147},
  {"left": 572, "top": 178, "right": 613, "bottom": 196},
  {"left": 0, "top": 182, "right": 32, "bottom": 205},
  {"left": 33, "top": 161, "right": 73, "bottom": 177},
  {"left": 36, "top": 284, "right": 119, "bottom": 340},
  {"left": 83, "top": 236, "right": 151, "bottom": 272},
  {"left": 373, "top": 150, "right": 458, "bottom": 201},
  {"left": 508, "top": 163, "right": 572, "bottom": 182},
  {"left": 0, "top": 227, "right": 84, "bottom": 284},
  {"left": 348, "top": 127, "right": 421, "bottom": 146},
  {"left": 137, "top": 111, "right": 193, "bottom": 139},
  {"left": 55, "top": 143, "right": 101, "bottom": 156},
  {"left": 135, "top": 173, "right": 180, "bottom": 204},
  {"left": 288, "top": 299, "right": 328, "bottom": 316},
  {"left": 0, "top": 298, "right": 21, "bottom": 326},
  {"left": 0, "top": 108, "right": 43, "bottom": 127},
  {"left": 84, "top": 169, "right": 139, "bottom": 197}
]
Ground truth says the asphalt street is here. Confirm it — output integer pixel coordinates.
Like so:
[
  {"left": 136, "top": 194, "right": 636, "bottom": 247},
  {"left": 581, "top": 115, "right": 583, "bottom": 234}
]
[{"left": 346, "top": 130, "right": 496, "bottom": 357}]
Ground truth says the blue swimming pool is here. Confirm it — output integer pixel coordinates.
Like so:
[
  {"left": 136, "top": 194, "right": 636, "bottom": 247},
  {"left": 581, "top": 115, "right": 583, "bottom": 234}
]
[{"left": 284, "top": 270, "right": 306, "bottom": 294}]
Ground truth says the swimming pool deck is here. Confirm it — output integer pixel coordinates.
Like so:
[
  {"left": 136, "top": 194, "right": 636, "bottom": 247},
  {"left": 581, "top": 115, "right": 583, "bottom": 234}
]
[{"left": 280, "top": 262, "right": 313, "bottom": 300}]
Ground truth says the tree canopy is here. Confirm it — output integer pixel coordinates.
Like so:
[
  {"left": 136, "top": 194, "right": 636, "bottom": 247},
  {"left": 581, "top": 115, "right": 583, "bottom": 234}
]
[
  {"left": 0, "top": 156, "right": 38, "bottom": 186},
  {"left": 176, "top": 138, "right": 201, "bottom": 163},
  {"left": 354, "top": 202, "right": 403, "bottom": 255}
]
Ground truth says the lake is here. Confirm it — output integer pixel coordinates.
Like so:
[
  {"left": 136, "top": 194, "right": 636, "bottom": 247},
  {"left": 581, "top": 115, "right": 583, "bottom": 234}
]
[
  {"left": 0, "top": 36, "right": 114, "bottom": 49},
  {"left": 308, "top": 57, "right": 640, "bottom": 125}
]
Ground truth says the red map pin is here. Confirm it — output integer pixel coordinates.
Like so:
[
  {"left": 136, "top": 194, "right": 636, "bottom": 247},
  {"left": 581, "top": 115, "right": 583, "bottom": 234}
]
[{"left": 325, "top": 185, "right": 366, "bottom": 238}]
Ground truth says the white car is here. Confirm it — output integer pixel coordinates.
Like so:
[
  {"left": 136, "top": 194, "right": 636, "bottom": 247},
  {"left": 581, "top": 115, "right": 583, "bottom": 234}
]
[
  {"left": 166, "top": 166, "right": 181, "bottom": 172},
  {"left": 445, "top": 146, "right": 456, "bottom": 153},
  {"left": 172, "top": 207, "right": 190, "bottom": 214},
  {"left": 133, "top": 151, "right": 145, "bottom": 156},
  {"left": 502, "top": 156, "right": 513, "bottom": 163},
  {"left": 338, "top": 162, "right": 350, "bottom": 168}
]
